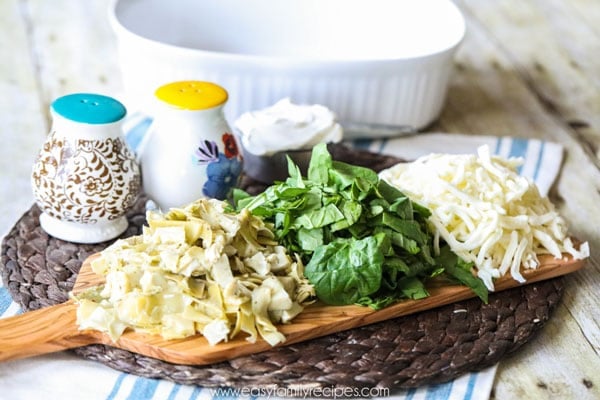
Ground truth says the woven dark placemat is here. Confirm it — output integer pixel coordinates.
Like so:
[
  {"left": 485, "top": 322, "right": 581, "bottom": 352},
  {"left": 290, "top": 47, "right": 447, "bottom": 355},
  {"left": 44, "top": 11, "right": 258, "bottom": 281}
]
[{"left": 0, "top": 145, "right": 564, "bottom": 392}]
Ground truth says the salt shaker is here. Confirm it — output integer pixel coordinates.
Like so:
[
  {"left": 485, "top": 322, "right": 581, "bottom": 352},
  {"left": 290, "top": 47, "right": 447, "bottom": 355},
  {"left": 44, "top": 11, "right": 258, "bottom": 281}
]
[
  {"left": 139, "top": 81, "right": 243, "bottom": 210},
  {"left": 31, "top": 93, "right": 141, "bottom": 243}
]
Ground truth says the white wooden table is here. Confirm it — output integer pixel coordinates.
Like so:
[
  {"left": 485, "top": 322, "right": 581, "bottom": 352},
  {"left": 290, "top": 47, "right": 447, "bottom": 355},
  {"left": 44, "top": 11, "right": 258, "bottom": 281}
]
[{"left": 0, "top": 1, "right": 599, "bottom": 399}]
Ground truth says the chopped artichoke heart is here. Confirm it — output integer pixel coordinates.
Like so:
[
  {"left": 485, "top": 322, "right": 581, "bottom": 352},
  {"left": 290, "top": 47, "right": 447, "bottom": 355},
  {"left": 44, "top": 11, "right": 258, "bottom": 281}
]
[
  {"left": 186, "top": 278, "right": 206, "bottom": 298},
  {"left": 232, "top": 302, "right": 258, "bottom": 343},
  {"left": 212, "top": 254, "right": 234, "bottom": 289},
  {"left": 202, "top": 319, "right": 230, "bottom": 345},
  {"left": 269, "top": 246, "right": 293, "bottom": 272},
  {"left": 161, "top": 314, "right": 195, "bottom": 339},
  {"left": 182, "top": 304, "right": 214, "bottom": 325},
  {"left": 270, "top": 302, "right": 304, "bottom": 324},
  {"left": 245, "top": 252, "right": 270, "bottom": 276},
  {"left": 178, "top": 247, "right": 206, "bottom": 277},
  {"left": 76, "top": 298, "right": 126, "bottom": 341},
  {"left": 252, "top": 286, "right": 286, "bottom": 346},
  {"left": 139, "top": 270, "right": 168, "bottom": 295},
  {"left": 116, "top": 293, "right": 161, "bottom": 327},
  {"left": 159, "top": 249, "right": 181, "bottom": 273},
  {"left": 153, "top": 226, "right": 186, "bottom": 244},
  {"left": 223, "top": 280, "right": 248, "bottom": 313},
  {"left": 101, "top": 271, "right": 130, "bottom": 303},
  {"left": 160, "top": 291, "right": 185, "bottom": 315},
  {"left": 73, "top": 198, "right": 314, "bottom": 346},
  {"left": 262, "top": 276, "right": 294, "bottom": 311}
]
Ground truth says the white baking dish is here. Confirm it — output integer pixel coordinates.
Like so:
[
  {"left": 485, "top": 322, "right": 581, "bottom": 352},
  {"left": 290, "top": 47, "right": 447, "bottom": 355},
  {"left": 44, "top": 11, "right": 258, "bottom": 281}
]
[{"left": 109, "top": 0, "right": 465, "bottom": 138}]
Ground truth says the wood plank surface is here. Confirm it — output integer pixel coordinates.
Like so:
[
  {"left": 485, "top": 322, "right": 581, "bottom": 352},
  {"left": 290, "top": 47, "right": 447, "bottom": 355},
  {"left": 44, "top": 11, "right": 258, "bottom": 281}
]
[
  {"left": 0, "top": 0, "right": 599, "bottom": 398},
  {"left": 441, "top": 2, "right": 600, "bottom": 398},
  {"left": 0, "top": 0, "right": 47, "bottom": 237}
]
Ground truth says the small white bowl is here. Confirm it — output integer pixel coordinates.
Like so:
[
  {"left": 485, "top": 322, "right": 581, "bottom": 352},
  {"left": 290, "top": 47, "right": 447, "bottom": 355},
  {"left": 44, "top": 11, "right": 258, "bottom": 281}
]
[{"left": 109, "top": 0, "right": 465, "bottom": 138}]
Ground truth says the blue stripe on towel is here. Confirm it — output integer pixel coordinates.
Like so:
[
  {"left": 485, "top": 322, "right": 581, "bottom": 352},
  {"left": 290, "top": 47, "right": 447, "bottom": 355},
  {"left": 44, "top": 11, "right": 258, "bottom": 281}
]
[
  {"left": 509, "top": 137, "right": 529, "bottom": 174},
  {"left": 425, "top": 381, "right": 454, "bottom": 399},
  {"left": 463, "top": 372, "right": 479, "bottom": 400},
  {"left": 0, "top": 287, "right": 13, "bottom": 316},
  {"left": 126, "top": 377, "right": 160, "bottom": 400},
  {"left": 509, "top": 137, "right": 529, "bottom": 158},
  {"left": 495, "top": 136, "right": 535, "bottom": 176},
  {"left": 188, "top": 386, "right": 204, "bottom": 400},
  {"left": 106, "top": 373, "right": 127, "bottom": 400},
  {"left": 167, "top": 384, "right": 181, "bottom": 400},
  {"left": 494, "top": 136, "right": 503, "bottom": 156},
  {"left": 404, "top": 388, "right": 417, "bottom": 400},
  {"left": 533, "top": 140, "right": 545, "bottom": 183}
]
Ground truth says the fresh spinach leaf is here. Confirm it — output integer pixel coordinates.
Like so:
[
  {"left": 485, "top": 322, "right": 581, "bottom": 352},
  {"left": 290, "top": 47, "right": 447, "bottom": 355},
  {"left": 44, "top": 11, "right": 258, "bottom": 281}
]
[
  {"left": 307, "top": 144, "right": 331, "bottom": 184},
  {"left": 305, "top": 234, "right": 385, "bottom": 305},
  {"left": 236, "top": 143, "right": 488, "bottom": 309},
  {"left": 437, "top": 246, "right": 488, "bottom": 303}
]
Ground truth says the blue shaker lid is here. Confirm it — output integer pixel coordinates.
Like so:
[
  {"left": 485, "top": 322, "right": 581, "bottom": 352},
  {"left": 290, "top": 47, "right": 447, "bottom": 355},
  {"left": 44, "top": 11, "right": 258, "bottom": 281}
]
[{"left": 51, "top": 93, "right": 127, "bottom": 124}]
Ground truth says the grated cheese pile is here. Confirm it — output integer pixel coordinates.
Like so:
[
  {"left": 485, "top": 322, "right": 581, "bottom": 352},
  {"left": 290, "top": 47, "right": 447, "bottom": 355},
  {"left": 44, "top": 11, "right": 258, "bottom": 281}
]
[
  {"left": 73, "top": 198, "right": 314, "bottom": 346},
  {"left": 379, "top": 145, "right": 589, "bottom": 290}
]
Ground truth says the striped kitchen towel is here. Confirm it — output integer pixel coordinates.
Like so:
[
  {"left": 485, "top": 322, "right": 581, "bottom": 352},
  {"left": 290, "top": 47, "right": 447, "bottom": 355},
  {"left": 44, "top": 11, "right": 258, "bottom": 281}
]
[{"left": 0, "top": 121, "right": 563, "bottom": 400}]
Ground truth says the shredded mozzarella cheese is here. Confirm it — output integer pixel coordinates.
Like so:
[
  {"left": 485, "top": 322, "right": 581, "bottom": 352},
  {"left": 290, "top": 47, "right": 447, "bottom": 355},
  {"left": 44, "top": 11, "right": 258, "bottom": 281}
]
[{"left": 379, "top": 146, "right": 589, "bottom": 290}]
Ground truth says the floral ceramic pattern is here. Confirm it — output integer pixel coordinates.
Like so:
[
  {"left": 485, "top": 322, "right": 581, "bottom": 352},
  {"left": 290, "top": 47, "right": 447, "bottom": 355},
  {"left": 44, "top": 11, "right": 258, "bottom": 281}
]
[
  {"left": 31, "top": 131, "right": 141, "bottom": 224},
  {"left": 195, "top": 133, "right": 242, "bottom": 200},
  {"left": 222, "top": 133, "right": 239, "bottom": 159},
  {"left": 195, "top": 139, "right": 219, "bottom": 164}
]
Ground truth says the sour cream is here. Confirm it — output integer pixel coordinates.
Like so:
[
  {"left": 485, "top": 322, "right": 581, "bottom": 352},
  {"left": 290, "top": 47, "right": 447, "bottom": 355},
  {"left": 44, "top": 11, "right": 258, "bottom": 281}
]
[{"left": 234, "top": 98, "right": 343, "bottom": 156}]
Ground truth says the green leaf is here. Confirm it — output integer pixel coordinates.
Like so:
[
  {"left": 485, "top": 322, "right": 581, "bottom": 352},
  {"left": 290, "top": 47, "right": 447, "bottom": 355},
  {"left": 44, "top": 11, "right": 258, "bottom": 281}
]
[
  {"left": 305, "top": 235, "right": 386, "bottom": 305},
  {"left": 376, "top": 178, "right": 406, "bottom": 204},
  {"left": 330, "top": 200, "right": 362, "bottom": 232},
  {"left": 307, "top": 143, "right": 331, "bottom": 184},
  {"left": 237, "top": 144, "right": 488, "bottom": 310},
  {"left": 232, "top": 188, "right": 251, "bottom": 206},
  {"left": 437, "top": 247, "right": 488, "bottom": 303},
  {"left": 355, "top": 294, "right": 400, "bottom": 310},
  {"left": 330, "top": 161, "right": 378, "bottom": 191},
  {"left": 389, "top": 197, "right": 413, "bottom": 220},
  {"left": 397, "top": 276, "right": 429, "bottom": 300},
  {"left": 380, "top": 212, "right": 429, "bottom": 245},
  {"left": 293, "top": 203, "right": 345, "bottom": 230},
  {"left": 286, "top": 156, "right": 305, "bottom": 187},
  {"left": 297, "top": 228, "right": 324, "bottom": 252},
  {"left": 275, "top": 185, "right": 309, "bottom": 198}
]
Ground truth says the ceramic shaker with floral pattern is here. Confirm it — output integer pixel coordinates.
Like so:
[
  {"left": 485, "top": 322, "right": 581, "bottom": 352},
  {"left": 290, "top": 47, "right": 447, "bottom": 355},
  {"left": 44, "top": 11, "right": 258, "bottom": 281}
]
[
  {"left": 139, "top": 81, "right": 243, "bottom": 210},
  {"left": 31, "top": 93, "right": 141, "bottom": 243}
]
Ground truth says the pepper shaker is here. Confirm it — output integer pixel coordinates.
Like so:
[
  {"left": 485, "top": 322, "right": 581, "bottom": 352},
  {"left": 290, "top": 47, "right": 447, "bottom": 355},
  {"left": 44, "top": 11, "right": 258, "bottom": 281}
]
[
  {"left": 139, "top": 81, "right": 243, "bottom": 210},
  {"left": 31, "top": 93, "right": 141, "bottom": 243}
]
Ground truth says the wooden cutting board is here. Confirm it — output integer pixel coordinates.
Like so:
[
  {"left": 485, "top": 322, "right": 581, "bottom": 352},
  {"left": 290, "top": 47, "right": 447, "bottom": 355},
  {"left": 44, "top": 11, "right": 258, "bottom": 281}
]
[{"left": 0, "top": 252, "right": 586, "bottom": 365}]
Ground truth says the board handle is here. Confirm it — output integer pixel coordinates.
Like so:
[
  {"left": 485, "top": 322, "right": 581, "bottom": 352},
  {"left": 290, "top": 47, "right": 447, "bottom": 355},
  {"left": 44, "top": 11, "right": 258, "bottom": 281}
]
[{"left": 0, "top": 300, "right": 98, "bottom": 362}]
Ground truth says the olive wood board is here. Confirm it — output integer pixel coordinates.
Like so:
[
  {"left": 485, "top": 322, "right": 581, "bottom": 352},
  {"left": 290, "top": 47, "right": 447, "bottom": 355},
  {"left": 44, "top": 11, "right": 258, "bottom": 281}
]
[{"left": 0, "top": 252, "right": 585, "bottom": 365}]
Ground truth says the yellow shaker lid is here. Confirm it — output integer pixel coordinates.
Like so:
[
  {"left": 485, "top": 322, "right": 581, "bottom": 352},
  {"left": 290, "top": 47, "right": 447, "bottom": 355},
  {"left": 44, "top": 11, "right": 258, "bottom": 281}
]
[{"left": 155, "top": 81, "right": 228, "bottom": 110}]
